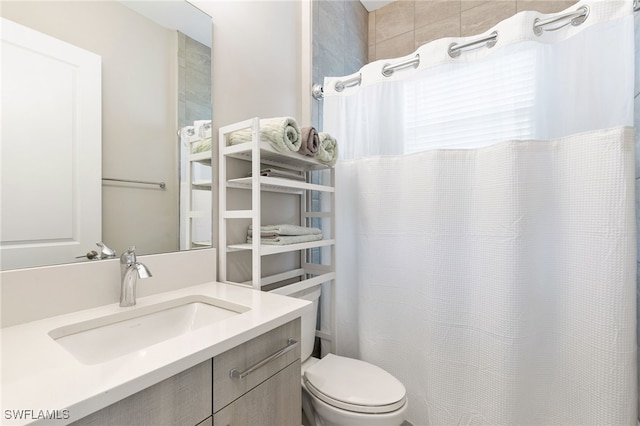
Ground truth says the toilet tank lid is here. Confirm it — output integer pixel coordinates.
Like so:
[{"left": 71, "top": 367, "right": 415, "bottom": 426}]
[{"left": 304, "top": 353, "right": 406, "bottom": 408}]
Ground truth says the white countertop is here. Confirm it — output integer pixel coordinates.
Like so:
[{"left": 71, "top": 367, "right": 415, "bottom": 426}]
[{"left": 1, "top": 282, "right": 311, "bottom": 425}]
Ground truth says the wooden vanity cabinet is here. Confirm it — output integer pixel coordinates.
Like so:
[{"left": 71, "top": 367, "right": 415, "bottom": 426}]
[
  {"left": 213, "top": 360, "right": 300, "bottom": 426},
  {"left": 212, "top": 319, "right": 301, "bottom": 426},
  {"left": 69, "top": 319, "right": 301, "bottom": 426},
  {"left": 70, "top": 360, "right": 212, "bottom": 426}
]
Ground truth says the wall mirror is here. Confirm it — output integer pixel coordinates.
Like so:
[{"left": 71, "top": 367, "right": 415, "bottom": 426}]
[{"left": 0, "top": 0, "right": 213, "bottom": 270}]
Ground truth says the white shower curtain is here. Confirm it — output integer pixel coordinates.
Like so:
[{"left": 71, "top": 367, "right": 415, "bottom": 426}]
[{"left": 323, "top": 1, "right": 637, "bottom": 424}]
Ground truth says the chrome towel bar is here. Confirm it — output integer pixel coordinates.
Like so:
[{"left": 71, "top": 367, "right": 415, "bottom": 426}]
[{"left": 102, "top": 178, "right": 166, "bottom": 189}]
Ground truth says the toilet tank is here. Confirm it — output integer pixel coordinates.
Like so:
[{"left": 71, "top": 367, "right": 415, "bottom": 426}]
[{"left": 277, "top": 284, "right": 321, "bottom": 362}]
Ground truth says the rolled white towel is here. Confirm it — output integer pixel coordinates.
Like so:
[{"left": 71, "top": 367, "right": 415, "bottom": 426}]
[
  {"left": 228, "top": 117, "right": 301, "bottom": 153},
  {"left": 316, "top": 132, "right": 338, "bottom": 167},
  {"left": 192, "top": 137, "right": 211, "bottom": 154}
]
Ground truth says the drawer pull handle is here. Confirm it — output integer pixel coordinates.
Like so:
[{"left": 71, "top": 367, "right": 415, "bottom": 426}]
[{"left": 229, "top": 338, "right": 298, "bottom": 379}]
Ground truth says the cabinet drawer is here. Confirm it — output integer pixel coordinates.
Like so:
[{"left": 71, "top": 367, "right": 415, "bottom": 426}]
[
  {"left": 213, "top": 360, "right": 301, "bottom": 426},
  {"left": 71, "top": 360, "right": 212, "bottom": 426},
  {"left": 213, "top": 318, "right": 300, "bottom": 412}
]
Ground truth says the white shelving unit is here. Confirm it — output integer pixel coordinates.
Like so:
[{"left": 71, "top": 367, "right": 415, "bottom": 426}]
[
  {"left": 184, "top": 138, "right": 213, "bottom": 249},
  {"left": 219, "top": 117, "right": 336, "bottom": 351}
]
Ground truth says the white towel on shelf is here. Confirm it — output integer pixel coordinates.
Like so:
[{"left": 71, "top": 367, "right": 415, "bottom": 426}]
[
  {"left": 247, "top": 233, "right": 323, "bottom": 245},
  {"left": 192, "top": 137, "right": 212, "bottom": 154},
  {"left": 228, "top": 117, "right": 301, "bottom": 153},
  {"left": 316, "top": 132, "right": 338, "bottom": 166},
  {"left": 248, "top": 224, "right": 322, "bottom": 237}
]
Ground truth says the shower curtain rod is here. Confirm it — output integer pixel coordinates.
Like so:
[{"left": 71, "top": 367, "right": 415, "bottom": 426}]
[{"left": 312, "top": 4, "right": 593, "bottom": 100}]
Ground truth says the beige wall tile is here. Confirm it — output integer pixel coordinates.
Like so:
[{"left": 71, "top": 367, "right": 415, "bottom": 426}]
[
  {"left": 375, "top": 0, "right": 414, "bottom": 43},
  {"left": 369, "top": 12, "right": 376, "bottom": 46},
  {"left": 369, "top": 0, "right": 582, "bottom": 64},
  {"left": 376, "top": 31, "right": 415, "bottom": 60},
  {"left": 461, "top": 1, "right": 490, "bottom": 11},
  {"left": 415, "top": 14, "right": 460, "bottom": 47},
  {"left": 461, "top": 1, "right": 516, "bottom": 36},
  {"left": 415, "top": 0, "right": 461, "bottom": 27},
  {"left": 516, "top": 1, "right": 578, "bottom": 14}
]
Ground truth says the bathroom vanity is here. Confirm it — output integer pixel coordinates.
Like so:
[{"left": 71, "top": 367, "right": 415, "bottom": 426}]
[
  {"left": 0, "top": 281, "right": 309, "bottom": 426},
  {"left": 70, "top": 319, "right": 301, "bottom": 426}
]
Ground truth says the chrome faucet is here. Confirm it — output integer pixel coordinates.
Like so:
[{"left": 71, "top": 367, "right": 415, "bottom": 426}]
[
  {"left": 96, "top": 242, "right": 117, "bottom": 259},
  {"left": 76, "top": 242, "right": 117, "bottom": 260},
  {"left": 119, "top": 246, "right": 152, "bottom": 307}
]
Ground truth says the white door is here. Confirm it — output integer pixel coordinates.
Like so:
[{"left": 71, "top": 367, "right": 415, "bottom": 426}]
[{"left": 1, "top": 18, "right": 102, "bottom": 269}]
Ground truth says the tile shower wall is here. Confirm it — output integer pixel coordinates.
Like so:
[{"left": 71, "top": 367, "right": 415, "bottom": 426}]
[
  {"left": 177, "top": 32, "right": 212, "bottom": 129},
  {"left": 368, "top": 0, "right": 578, "bottom": 62},
  {"left": 312, "top": 0, "right": 368, "bottom": 129}
]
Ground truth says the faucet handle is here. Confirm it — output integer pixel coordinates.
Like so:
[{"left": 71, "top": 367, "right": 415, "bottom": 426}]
[
  {"left": 120, "top": 246, "right": 137, "bottom": 265},
  {"left": 96, "top": 242, "right": 116, "bottom": 259}
]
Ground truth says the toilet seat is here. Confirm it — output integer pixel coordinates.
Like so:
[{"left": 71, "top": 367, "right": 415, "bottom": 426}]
[{"left": 303, "top": 354, "right": 406, "bottom": 414}]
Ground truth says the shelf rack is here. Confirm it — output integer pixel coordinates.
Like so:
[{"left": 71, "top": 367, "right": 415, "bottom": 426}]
[
  {"left": 184, "top": 137, "right": 213, "bottom": 249},
  {"left": 219, "top": 117, "right": 336, "bottom": 352}
]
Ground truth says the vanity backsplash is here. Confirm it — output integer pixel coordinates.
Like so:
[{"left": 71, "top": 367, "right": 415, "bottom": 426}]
[{"left": 0, "top": 248, "right": 217, "bottom": 328}]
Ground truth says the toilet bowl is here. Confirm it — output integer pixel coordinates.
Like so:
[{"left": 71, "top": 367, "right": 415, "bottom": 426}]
[{"left": 284, "top": 285, "right": 407, "bottom": 426}]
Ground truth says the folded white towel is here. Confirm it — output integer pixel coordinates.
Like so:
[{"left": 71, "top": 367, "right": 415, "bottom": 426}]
[
  {"left": 228, "top": 117, "right": 301, "bottom": 153},
  {"left": 248, "top": 224, "right": 322, "bottom": 236},
  {"left": 248, "top": 168, "right": 305, "bottom": 181},
  {"left": 247, "top": 233, "right": 323, "bottom": 245}
]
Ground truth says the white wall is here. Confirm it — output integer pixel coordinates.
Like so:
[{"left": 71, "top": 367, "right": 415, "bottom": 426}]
[
  {"left": 193, "top": 1, "right": 302, "bottom": 127},
  {"left": 193, "top": 0, "right": 305, "bottom": 282}
]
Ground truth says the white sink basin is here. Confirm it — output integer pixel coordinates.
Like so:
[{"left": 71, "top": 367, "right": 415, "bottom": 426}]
[{"left": 48, "top": 296, "right": 250, "bottom": 365}]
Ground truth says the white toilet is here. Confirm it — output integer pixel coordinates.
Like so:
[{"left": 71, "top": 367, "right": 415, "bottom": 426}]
[{"left": 289, "top": 285, "right": 408, "bottom": 426}]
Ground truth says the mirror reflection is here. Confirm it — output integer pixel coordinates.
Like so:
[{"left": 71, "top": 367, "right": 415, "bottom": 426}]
[{"left": 0, "top": 0, "right": 212, "bottom": 270}]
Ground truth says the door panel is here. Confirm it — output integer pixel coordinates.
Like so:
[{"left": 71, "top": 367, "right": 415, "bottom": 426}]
[{"left": 1, "top": 18, "right": 101, "bottom": 269}]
